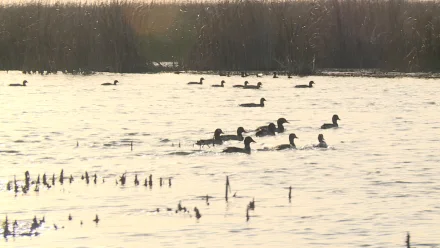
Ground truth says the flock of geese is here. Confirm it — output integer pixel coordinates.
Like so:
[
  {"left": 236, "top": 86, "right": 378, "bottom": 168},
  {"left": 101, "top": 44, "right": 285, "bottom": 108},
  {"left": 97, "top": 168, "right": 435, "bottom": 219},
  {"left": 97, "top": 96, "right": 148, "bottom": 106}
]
[
  {"left": 6, "top": 73, "right": 340, "bottom": 155},
  {"left": 184, "top": 72, "right": 340, "bottom": 154}
]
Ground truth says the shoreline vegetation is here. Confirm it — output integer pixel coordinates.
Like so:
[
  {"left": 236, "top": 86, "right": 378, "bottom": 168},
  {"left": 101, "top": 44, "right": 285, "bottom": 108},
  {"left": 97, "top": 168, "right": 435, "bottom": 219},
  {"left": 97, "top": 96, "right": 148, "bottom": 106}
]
[{"left": 1, "top": 0, "right": 440, "bottom": 76}]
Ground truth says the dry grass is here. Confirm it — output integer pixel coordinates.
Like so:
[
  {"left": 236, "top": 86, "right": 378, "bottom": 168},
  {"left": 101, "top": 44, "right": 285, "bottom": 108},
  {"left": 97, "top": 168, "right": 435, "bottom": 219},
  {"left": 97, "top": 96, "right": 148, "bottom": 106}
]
[{"left": 1, "top": 0, "right": 440, "bottom": 74}]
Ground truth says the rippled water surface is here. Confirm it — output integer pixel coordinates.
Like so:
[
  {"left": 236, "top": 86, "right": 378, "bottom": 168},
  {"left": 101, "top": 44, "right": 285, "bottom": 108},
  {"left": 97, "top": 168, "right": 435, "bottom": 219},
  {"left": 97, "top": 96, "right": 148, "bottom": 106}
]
[{"left": 0, "top": 71, "right": 439, "bottom": 247}]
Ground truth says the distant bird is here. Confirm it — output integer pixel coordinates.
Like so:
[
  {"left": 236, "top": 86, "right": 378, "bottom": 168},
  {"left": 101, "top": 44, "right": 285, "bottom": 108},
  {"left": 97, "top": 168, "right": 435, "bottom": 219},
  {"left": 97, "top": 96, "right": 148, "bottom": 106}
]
[
  {"left": 273, "top": 72, "right": 278, "bottom": 78},
  {"left": 221, "top": 127, "right": 247, "bottom": 141},
  {"left": 256, "top": 73, "right": 263, "bottom": 77},
  {"left": 314, "top": 134, "right": 328, "bottom": 148},
  {"left": 194, "top": 207, "right": 202, "bottom": 219},
  {"left": 101, "top": 80, "right": 118, "bottom": 86},
  {"left": 196, "top": 128, "right": 224, "bottom": 147},
  {"left": 93, "top": 215, "right": 100, "bottom": 224},
  {"left": 188, "top": 77, "right": 204, "bottom": 85},
  {"left": 9, "top": 80, "right": 28, "bottom": 87},
  {"left": 243, "top": 82, "right": 262, "bottom": 89},
  {"left": 273, "top": 133, "right": 298, "bottom": 150},
  {"left": 287, "top": 73, "right": 292, "bottom": 78},
  {"left": 321, "top": 114, "right": 341, "bottom": 129},
  {"left": 239, "top": 98, "right": 266, "bottom": 107},
  {"left": 219, "top": 71, "right": 230, "bottom": 77},
  {"left": 295, "top": 81, "right": 314, "bottom": 88},
  {"left": 212, "top": 80, "right": 225, "bottom": 87},
  {"left": 256, "top": 123, "right": 276, "bottom": 137},
  {"left": 223, "top": 136, "right": 256, "bottom": 154},
  {"left": 241, "top": 71, "right": 249, "bottom": 77},
  {"left": 257, "top": 118, "right": 289, "bottom": 133},
  {"left": 68, "top": 214, "right": 72, "bottom": 221},
  {"left": 233, "top": 81, "right": 249, "bottom": 88}
]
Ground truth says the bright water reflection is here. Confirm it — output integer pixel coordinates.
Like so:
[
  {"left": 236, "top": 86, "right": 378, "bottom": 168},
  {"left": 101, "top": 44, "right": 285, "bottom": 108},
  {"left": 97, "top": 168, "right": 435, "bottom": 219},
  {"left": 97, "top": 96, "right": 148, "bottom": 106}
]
[{"left": 0, "top": 71, "right": 439, "bottom": 247}]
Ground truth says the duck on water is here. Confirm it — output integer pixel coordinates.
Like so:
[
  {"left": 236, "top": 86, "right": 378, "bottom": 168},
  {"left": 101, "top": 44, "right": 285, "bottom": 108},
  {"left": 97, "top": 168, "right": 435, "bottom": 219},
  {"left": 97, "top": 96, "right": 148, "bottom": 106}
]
[
  {"left": 9, "top": 80, "right": 28, "bottom": 86},
  {"left": 257, "top": 118, "right": 289, "bottom": 133},
  {"left": 233, "top": 81, "right": 249, "bottom": 88},
  {"left": 271, "top": 133, "right": 298, "bottom": 150},
  {"left": 102, "top": 80, "right": 118, "bottom": 86},
  {"left": 321, "top": 114, "right": 340, "bottom": 129},
  {"left": 188, "top": 78, "right": 204, "bottom": 85},
  {"left": 196, "top": 128, "right": 223, "bottom": 147},
  {"left": 314, "top": 134, "right": 328, "bottom": 148},
  {"left": 256, "top": 123, "right": 276, "bottom": 137},
  {"left": 295, "top": 81, "right": 314, "bottom": 88},
  {"left": 221, "top": 127, "right": 247, "bottom": 141},
  {"left": 223, "top": 137, "right": 256, "bottom": 154},
  {"left": 243, "top": 82, "right": 262, "bottom": 89},
  {"left": 239, "top": 98, "right": 266, "bottom": 107},
  {"left": 212, "top": 80, "right": 225, "bottom": 87}
]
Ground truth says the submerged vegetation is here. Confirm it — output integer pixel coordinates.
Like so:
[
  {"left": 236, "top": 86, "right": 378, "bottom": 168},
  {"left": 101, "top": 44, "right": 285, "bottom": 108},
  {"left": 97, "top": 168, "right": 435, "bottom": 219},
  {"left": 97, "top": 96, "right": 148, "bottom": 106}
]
[{"left": 1, "top": 0, "right": 440, "bottom": 74}]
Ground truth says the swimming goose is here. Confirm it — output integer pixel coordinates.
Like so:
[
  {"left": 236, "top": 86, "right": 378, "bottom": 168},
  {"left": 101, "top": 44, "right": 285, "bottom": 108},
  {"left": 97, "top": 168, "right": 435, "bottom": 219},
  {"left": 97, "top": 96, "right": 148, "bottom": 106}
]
[
  {"left": 212, "top": 80, "right": 225, "bottom": 87},
  {"left": 239, "top": 98, "right": 266, "bottom": 107},
  {"left": 257, "top": 118, "right": 289, "bottom": 133},
  {"left": 295, "top": 81, "right": 314, "bottom": 88},
  {"left": 196, "top": 128, "right": 224, "bottom": 147},
  {"left": 321, "top": 114, "right": 340, "bottom": 129},
  {"left": 9, "top": 80, "right": 27, "bottom": 86},
  {"left": 188, "top": 77, "right": 204, "bottom": 85},
  {"left": 101, "top": 80, "right": 118, "bottom": 86},
  {"left": 219, "top": 71, "right": 230, "bottom": 77},
  {"left": 256, "top": 123, "right": 276, "bottom": 137},
  {"left": 314, "top": 134, "right": 328, "bottom": 148},
  {"left": 273, "top": 133, "right": 298, "bottom": 150},
  {"left": 233, "top": 81, "right": 249, "bottom": 88},
  {"left": 221, "top": 127, "right": 246, "bottom": 141},
  {"left": 222, "top": 137, "right": 256, "bottom": 154},
  {"left": 243, "top": 82, "right": 262, "bottom": 89}
]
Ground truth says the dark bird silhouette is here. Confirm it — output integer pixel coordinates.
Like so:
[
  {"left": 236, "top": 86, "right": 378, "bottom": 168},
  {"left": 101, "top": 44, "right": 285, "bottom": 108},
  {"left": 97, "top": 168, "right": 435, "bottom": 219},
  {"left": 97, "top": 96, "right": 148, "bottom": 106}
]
[
  {"left": 101, "top": 80, "right": 118, "bottom": 86},
  {"left": 221, "top": 127, "right": 247, "bottom": 141},
  {"left": 273, "top": 133, "right": 298, "bottom": 150},
  {"left": 68, "top": 214, "right": 72, "bottom": 221},
  {"left": 257, "top": 118, "right": 289, "bottom": 133},
  {"left": 188, "top": 77, "right": 204, "bottom": 85},
  {"left": 212, "top": 80, "right": 225, "bottom": 87},
  {"left": 273, "top": 72, "right": 278, "bottom": 78},
  {"left": 222, "top": 137, "right": 256, "bottom": 154},
  {"left": 295, "top": 81, "right": 315, "bottom": 88},
  {"left": 321, "top": 114, "right": 341, "bottom": 129},
  {"left": 9, "top": 80, "right": 28, "bottom": 87},
  {"left": 233, "top": 81, "right": 249, "bottom": 88},
  {"left": 243, "top": 82, "right": 262, "bottom": 89},
  {"left": 314, "top": 134, "right": 328, "bottom": 148},
  {"left": 256, "top": 123, "right": 276, "bottom": 137},
  {"left": 196, "top": 128, "right": 224, "bottom": 147},
  {"left": 239, "top": 98, "right": 266, "bottom": 107}
]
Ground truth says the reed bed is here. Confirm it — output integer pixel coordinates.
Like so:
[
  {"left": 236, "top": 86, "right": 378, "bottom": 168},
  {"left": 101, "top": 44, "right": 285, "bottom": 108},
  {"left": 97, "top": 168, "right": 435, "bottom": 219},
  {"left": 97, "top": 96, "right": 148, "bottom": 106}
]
[{"left": 1, "top": 0, "right": 440, "bottom": 74}]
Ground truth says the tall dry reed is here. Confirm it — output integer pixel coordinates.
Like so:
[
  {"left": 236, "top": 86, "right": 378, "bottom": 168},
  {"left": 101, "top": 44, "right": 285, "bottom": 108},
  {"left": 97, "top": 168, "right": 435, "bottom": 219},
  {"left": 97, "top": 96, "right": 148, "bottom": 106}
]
[{"left": 1, "top": 0, "right": 440, "bottom": 74}]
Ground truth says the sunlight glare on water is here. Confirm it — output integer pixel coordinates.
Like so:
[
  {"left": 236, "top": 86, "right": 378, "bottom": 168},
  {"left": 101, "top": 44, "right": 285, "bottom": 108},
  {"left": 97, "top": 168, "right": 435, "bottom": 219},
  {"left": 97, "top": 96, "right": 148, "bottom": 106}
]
[{"left": 0, "top": 71, "right": 439, "bottom": 247}]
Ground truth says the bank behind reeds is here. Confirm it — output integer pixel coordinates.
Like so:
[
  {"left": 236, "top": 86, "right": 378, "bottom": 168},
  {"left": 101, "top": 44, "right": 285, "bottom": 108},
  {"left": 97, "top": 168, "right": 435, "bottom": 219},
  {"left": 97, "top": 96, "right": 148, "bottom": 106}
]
[{"left": 1, "top": 0, "right": 440, "bottom": 74}]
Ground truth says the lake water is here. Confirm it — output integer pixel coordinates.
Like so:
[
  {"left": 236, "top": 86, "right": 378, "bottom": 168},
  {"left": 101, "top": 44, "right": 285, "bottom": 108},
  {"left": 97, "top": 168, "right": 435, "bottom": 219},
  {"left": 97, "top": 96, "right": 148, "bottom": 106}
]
[{"left": 0, "top": 71, "right": 439, "bottom": 247}]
